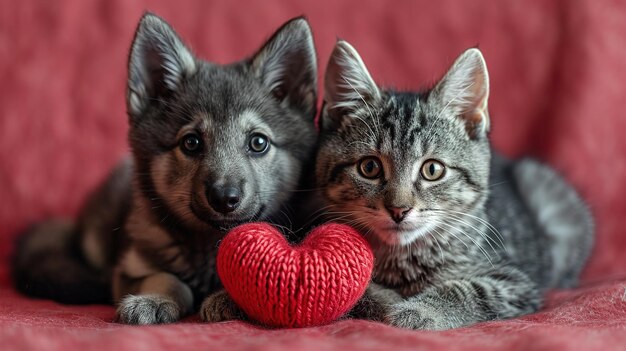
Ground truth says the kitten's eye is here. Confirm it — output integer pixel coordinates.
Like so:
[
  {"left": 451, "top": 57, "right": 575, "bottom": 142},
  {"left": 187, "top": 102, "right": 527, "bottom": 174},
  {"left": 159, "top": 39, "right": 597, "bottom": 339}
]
[
  {"left": 421, "top": 159, "right": 445, "bottom": 181},
  {"left": 181, "top": 134, "right": 202, "bottom": 154},
  {"left": 357, "top": 157, "right": 383, "bottom": 179},
  {"left": 249, "top": 133, "right": 270, "bottom": 154}
]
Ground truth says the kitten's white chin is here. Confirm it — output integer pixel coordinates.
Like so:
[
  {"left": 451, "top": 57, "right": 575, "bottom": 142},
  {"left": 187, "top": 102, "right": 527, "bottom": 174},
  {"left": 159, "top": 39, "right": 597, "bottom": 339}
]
[{"left": 374, "top": 223, "right": 435, "bottom": 246}]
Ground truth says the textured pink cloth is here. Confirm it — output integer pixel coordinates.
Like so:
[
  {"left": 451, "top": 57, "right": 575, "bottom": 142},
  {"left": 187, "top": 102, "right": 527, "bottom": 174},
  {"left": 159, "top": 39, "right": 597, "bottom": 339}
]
[{"left": 1, "top": 0, "right": 626, "bottom": 350}]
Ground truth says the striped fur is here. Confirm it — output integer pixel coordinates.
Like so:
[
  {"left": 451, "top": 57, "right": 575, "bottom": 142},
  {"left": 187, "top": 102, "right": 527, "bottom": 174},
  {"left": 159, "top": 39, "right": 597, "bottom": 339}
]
[{"left": 316, "top": 42, "right": 594, "bottom": 330}]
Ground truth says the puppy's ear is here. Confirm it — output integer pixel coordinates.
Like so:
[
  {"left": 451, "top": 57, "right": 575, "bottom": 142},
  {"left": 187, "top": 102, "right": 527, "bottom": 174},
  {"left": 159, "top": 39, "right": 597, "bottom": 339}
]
[
  {"left": 322, "top": 40, "right": 381, "bottom": 131},
  {"left": 250, "top": 17, "right": 318, "bottom": 120},
  {"left": 127, "top": 13, "right": 196, "bottom": 120}
]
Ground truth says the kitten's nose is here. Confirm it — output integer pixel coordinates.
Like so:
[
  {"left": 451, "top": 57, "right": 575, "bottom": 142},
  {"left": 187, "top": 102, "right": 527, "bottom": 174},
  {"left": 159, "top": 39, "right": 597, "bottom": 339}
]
[
  {"left": 386, "top": 206, "right": 411, "bottom": 223},
  {"left": 208, "top": 185, "right": 241, "bottom": 214}
]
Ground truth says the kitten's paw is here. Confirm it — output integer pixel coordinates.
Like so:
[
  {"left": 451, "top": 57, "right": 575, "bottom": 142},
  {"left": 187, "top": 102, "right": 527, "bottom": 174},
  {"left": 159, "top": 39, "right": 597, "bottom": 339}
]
[
  {"left": 347, "top": 283, "right": 402, "bottom": 321},
  {"left": 385, "top": 301, "right": 448, "bottom": 330},
  {"left": 347, "top": 294, "right": 387, "bottom": 321},
  {"left": 200, "top": 289, "right": 245, "bottom": 323},
  {"left": 115, "top": 294, "right": 181, "bottom": 325}
]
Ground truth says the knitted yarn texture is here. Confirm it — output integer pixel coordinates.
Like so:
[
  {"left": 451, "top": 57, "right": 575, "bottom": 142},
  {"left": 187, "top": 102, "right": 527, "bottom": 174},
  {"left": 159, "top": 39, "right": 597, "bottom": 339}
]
[{"left": 217, "top": 223, "right": 374, "bottom": 327}]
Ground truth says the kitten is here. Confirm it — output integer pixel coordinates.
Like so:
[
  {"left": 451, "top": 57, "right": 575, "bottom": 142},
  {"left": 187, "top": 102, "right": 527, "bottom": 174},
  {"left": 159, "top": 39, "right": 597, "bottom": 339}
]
[
  {"left": 12, "top": 13, "right": 319, "bottom": 325},
  {"left": 315, "top": 41, "right": 593, "bottom": 330}
]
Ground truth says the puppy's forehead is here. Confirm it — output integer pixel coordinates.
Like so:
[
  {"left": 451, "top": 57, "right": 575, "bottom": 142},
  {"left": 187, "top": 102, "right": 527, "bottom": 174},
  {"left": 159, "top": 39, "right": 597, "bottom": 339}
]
[
  {"left": 190, "top": 109, "right": 271, "bottom": 138},
  {"left": 238, "top": 109, "right": 272, "bottom": 132},
  {"left": 180, "top": 66, "right": 267, "bottom": 125},
  {"left": 183, "top": 63, "right": 264, "bottom": 110}
]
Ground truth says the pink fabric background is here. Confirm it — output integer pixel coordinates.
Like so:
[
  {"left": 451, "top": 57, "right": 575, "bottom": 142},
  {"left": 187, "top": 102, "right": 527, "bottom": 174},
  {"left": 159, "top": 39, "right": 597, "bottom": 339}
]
[{"left": 1, "top": 1, "right": 625, "bottom": 350}]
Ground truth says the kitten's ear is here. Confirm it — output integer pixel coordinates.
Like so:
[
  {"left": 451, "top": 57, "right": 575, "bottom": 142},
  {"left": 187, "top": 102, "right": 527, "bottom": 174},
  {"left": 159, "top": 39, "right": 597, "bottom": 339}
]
[
  {"left": 126, "top": 13, "right": 197, "bottom": 119},
  {"left": 322, "top": 40, "right": 381, "bottom": 130},
  {"left": 432, "top": 48, "right": 490, "bottom": 139},
  {"left": 250, "top": 17, "right": 318, "bottom": 119}
]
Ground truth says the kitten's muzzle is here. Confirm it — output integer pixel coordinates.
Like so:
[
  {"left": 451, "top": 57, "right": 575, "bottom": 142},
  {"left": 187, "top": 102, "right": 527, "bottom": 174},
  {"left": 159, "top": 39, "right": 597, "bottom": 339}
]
[
  {"left": 207, "top": 184, "right": 242, "bottom": 214},
  {"left": 386, "top": 206, "right": 412, "bottom": 223}
]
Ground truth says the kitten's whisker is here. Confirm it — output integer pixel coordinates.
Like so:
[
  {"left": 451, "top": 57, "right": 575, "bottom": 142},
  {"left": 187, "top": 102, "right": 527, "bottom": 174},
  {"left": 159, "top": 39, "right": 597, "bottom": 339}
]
[
  {"left": 436, "top": 218, "right": 495, "bottom": 267},
  {"left": 352, "top": 114, "right": 378, "bottom": 143},
  {"left": 305, "top": 203, "right": 340, "bottom": 217},
  {"left": 426, "top": 219, "right": 471, "bottom": 251},
  {"left": 442, "top": 214, "right": 501, "bottom": 255},
  {"left": 270, "top": 222, "right": 294, "bottom": 235},
  {"left": 298, "top": 204, "right": 345, "bottom": 228},
  {"left": 347, "top": 140, "right": 376, "bottom": 150},
  {"left": 429, "top": 224, "right": 450, "bottom": 264},
  {"left": 427, "top": 230, "right": 446, "bottom": 263},
  {"left": 438, "top": 209, "right": 507, "bottom": 252},
  {"left": 255, "top": 186, "right": 329, "bottom": 195},
  {"left": 488, "top": 181, "right": 508, "bottom": 188},
  {"left": 432, "top": 224, "right": 451, "bottom": 247},
  {"left": 277, "top": 209, "right": 294, "bottom": 232}
]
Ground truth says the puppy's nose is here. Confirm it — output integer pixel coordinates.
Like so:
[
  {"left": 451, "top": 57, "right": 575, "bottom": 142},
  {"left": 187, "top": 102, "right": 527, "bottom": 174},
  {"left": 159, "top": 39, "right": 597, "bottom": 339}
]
[
  {"left": 386, "top": 206, "right": 411, "bottom": 223},
  {"left": 208, "top": 185, "right": 241, "bottom": 214}
]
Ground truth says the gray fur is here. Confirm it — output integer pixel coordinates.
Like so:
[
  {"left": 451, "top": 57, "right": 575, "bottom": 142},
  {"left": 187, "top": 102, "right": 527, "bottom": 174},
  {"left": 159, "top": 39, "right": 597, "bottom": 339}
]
[
  {"left": 12, "top": 160, "right": 132, "bottom": 304},
  {"left": 316, "top": 41, "right": 594, "bottom": 330},
  {"left": 127, "top": 14, "right": 197, "bottom": 117},
  {"left": 116, "top": 294, "right": 182, "bottom": 325},
  {"left": 511, "top": 159, "right": 594, "bottom": 288},
  {"left": 13, "top": 13, "right": 318, "bottom": 325}
]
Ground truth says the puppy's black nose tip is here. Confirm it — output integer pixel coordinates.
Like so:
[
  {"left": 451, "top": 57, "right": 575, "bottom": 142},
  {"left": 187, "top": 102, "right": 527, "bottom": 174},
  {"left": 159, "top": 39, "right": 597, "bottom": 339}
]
[{"left": 208, "top": 185, "right": 241, "bottom": 214}]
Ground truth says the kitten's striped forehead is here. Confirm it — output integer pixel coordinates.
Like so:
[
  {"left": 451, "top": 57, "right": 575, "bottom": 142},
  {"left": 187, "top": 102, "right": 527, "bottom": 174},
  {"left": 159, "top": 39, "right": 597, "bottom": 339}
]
[
  {"left": 336, "top": 89, "right": 475, "bottom": 166},
  {"left": 376, "top": 93, "right": 427, "bottom": 163}
]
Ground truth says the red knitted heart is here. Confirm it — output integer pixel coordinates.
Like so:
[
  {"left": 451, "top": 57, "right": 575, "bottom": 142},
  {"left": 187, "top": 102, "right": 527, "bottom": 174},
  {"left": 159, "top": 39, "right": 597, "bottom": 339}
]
[{"left": 217, "top": 222, "right": 374, "bottom": 328}]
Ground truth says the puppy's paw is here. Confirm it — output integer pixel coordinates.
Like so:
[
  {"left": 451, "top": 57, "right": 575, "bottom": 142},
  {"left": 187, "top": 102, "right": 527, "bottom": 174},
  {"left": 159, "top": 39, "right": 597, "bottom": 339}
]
[
  {"left": 200, "top": 289, "right": 245, "bottom": 323},
  {"left": 115, "top": 294, "right": 181, "bottom": 325}
]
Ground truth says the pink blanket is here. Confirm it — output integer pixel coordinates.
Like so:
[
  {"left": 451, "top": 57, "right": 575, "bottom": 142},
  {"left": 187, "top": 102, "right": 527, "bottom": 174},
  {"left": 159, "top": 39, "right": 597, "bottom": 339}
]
[{"left": 1, "top": 1, "right": 625, "bottom": 350}]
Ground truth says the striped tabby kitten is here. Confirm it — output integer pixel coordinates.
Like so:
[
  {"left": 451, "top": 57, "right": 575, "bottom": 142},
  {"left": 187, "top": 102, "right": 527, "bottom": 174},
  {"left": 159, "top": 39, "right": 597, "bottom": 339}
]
[{"left": 315, "top": 41, "right": 593, "bottom": 330}]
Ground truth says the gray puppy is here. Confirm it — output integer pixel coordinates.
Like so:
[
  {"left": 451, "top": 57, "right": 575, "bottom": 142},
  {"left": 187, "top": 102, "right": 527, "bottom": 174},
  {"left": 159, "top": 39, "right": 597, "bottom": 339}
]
[{"left": 13, "top": 13, "right": 318, "bottom": 325}]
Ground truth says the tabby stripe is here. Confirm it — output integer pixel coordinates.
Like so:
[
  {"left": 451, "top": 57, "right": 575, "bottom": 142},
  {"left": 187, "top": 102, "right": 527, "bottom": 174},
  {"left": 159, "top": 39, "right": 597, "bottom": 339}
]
[
  {"left": 489, "top": 272, "right": 516, "bottom": 282},
  {"left": 329, "top": 162, "right": 354, "bottom": 183},
  {"left": 448, "top": 282, "right": 466, "bottom": 303},
  {"left": 402, "top": 103, "right": 413, "bottom": 125},
  {"left": 407, "top": 126, "right": 419, "bottom": 146},
  {"left": 449, "top": 166, "right": 483, "bottom": 190},
  {"left": 388, "top": 121, "right": 397, "bottom": 144},
  {"left": 470, "top": 281, "right": 497, "bottom": 319}
]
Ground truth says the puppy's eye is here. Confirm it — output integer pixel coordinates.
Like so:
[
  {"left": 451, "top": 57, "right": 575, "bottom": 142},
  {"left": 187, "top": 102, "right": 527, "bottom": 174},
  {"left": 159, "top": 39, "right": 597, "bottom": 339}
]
[
  {"left": 249, "top": 133, "right": 270, "bottom": 154},
  {"left": 181, "top": 134, "right": 202, "bottom": 154},
  {"left": 357, "top": 157, "right": 383, "bottom": 179},
  {"left": 271, "top": 87, "right": 286, "bottom": 102},
  {"left": 421, "top": 159, "right": 445, "bottom": 181}
]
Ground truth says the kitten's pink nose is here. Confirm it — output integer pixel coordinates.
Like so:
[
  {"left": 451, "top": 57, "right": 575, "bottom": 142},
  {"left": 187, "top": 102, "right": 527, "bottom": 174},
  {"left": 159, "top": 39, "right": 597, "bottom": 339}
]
[{"left": 386, "top": 206, "right": 411, "bottom": 223}]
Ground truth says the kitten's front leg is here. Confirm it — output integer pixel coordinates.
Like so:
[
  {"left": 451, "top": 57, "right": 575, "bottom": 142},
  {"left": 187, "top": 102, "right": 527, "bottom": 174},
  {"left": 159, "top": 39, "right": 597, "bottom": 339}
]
[
  {"left": 114, "top": 271, "right": 193, "bottom": 324},
  {"left": 347, "top": 283, "right": 403, "bottom": 321},
  {"left": 200, "top": 289, "right": 247, "bottom": 323},
  {"left": 386, "top": 265, "right": 542, "bottom": 330}
]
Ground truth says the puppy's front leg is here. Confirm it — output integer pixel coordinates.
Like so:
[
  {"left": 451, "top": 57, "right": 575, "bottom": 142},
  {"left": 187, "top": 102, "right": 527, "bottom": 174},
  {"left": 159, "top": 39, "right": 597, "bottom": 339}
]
[
  {"left": 200, "top": 289, "right": 246, "bottom": 323},
  {"left": 114, "top": 271, "right": 193, "bottom": 325}
]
